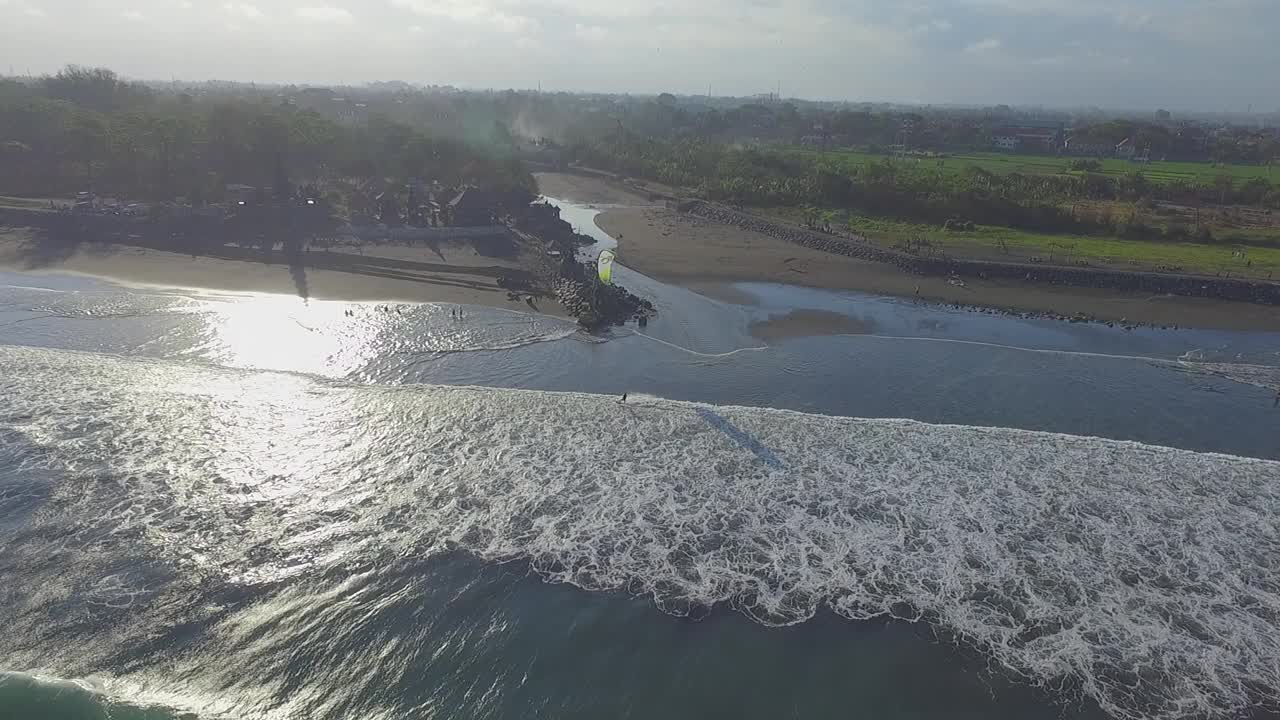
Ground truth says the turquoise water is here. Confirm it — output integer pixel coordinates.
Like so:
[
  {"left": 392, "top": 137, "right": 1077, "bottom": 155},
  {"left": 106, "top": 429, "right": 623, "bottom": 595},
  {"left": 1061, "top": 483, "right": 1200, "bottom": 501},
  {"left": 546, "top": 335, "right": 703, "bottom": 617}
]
[{"left": 2, "top": 202, "right": 1279, "bottom": 720}]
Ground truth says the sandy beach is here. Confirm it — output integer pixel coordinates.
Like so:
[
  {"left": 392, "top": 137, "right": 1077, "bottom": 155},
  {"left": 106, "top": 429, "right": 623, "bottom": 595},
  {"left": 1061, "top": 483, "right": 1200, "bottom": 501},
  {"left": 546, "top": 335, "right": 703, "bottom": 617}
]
[
  {"left": 0, "top": 228, "right": 567, "bottom": 316},
  {"left": 530, "top": 171, "right": 1280, "bottom": 333},
  {"left": 534, "top": 171, "right": 660, "bottom": 206},
  {"left": 597, "top": 205, "right": 1280, "bottom": 334}
]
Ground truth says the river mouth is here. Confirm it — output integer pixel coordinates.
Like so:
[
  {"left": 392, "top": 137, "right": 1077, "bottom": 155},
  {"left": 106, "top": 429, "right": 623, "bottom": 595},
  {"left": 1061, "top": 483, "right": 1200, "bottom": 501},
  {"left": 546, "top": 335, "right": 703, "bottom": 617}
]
[{"left": 3, "top": 198, "right": 1280, "bottom": 720}]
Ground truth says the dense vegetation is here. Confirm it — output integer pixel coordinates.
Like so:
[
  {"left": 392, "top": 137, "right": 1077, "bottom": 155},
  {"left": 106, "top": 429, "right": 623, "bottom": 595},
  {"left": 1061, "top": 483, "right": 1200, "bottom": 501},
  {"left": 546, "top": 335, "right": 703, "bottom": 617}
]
[
  {"left": 583, "top": 98, "right": 1280, "bottom": 165},
  {"left": 0, "top": 66, "right": 534, "bottom": 205},
  {"left": 4, "top": 66, "right": 1279, "bottom": 252},
  {"left": 575, "top": 133, "right": 1280, "bottom": 244}
]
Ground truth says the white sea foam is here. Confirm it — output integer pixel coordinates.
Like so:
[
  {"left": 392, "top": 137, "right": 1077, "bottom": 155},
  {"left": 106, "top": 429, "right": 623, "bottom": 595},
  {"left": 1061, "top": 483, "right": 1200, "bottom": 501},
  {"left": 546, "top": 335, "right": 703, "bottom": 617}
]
[
  {"left": 1177, "top": 361, "right": 1280, "bottom": 392},
  {"left": 2, "top": 345, "right": 1279, "bottom": 720}
]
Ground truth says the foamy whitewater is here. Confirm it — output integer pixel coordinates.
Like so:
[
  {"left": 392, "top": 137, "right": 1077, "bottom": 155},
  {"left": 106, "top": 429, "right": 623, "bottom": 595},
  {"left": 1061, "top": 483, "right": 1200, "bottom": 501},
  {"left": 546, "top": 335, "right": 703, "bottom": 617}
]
[{"left": 3, "top": 345, "right": 1279, "bottom": 720}]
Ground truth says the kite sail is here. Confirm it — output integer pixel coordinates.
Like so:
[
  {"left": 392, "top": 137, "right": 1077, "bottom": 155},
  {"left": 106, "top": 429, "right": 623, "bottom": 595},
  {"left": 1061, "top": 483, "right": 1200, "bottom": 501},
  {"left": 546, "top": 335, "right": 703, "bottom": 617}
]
[{"left": 597, "top": 249, "right": 616, "bottom": 285}]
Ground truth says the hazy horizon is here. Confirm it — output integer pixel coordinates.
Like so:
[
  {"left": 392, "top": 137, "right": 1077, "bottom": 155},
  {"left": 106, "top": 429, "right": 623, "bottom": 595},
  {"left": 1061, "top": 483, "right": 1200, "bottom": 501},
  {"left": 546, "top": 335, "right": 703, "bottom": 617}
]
[{"left": 2, "top": 0, "right": 1277, "bottom": 113}]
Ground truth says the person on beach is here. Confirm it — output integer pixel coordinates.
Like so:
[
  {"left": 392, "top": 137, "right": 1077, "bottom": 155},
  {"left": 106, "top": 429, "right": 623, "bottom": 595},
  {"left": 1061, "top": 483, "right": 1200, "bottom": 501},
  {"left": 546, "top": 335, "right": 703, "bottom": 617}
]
[
  {"left": 619, "top": 393, "right": 628, "bottom": 404},
  {"left": 1274, "top": 389, "right": 1279, "bottom": 408}
]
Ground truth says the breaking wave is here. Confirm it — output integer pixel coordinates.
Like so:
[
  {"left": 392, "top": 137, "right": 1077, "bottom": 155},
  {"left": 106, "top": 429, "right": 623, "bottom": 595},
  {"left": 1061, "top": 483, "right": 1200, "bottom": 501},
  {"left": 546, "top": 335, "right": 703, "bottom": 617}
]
[
  {"left": 0, "top": 671, "right": 196, "bottom": 720},
  {"left": 2, "top": 345, "right": 1279, "bottom": 720},
  {"left": 1175, "top": 351, "right": 1280, "bottom": 392}
]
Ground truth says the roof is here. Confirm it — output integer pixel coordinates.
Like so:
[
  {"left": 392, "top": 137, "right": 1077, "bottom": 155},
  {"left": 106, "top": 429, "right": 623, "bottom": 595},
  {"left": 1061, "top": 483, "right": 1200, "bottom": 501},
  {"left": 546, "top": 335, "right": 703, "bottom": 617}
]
[
  {"left": 994, "top": 127, "right": 1059, "bottom": 140},
  {"left": 1002, "top": 119, "right": 1065, "bottom": 130},
  {"left": 449, "top": 188, "right": 493, "bottom": 210}
]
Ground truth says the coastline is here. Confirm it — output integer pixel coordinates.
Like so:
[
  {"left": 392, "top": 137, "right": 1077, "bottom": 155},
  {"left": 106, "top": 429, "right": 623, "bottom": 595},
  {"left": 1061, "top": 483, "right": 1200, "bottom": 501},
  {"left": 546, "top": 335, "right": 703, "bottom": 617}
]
[
  {"left": 530, "top": 171, "right": 1280, "bottom": 335},
  {"left": 595, "top": 205, "right": 1280, "bottom": 334},
  {"left": 0, "top": 229, "right": 569, "bottom": 316}
]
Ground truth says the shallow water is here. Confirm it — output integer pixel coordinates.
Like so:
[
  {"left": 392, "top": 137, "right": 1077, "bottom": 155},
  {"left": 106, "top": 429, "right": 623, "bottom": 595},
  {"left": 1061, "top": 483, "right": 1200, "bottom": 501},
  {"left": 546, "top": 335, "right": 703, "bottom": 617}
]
[{"left": 2, "top": 201, "right": 1280, "bottom": 720}]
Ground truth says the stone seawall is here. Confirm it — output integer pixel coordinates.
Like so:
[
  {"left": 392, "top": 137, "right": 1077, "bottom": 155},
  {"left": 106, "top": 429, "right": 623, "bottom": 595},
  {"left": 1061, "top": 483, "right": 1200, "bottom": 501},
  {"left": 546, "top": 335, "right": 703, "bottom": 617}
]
[{"left": 685, "top": 201, "right": 1280, "bottom": 306}]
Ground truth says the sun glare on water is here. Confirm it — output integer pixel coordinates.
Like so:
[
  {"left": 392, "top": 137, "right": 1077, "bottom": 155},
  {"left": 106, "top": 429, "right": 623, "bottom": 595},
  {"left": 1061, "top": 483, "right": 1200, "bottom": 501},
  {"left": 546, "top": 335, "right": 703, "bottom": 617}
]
[{"left": 194, "top": 294, "right": 387, "bottom": 377}]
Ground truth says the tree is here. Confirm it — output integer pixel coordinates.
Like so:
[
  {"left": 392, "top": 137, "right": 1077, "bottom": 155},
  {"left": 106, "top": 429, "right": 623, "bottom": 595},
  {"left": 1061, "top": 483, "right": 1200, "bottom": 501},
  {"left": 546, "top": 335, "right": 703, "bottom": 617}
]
[
  {"left": 66, "top": 111, "right": 107, "bottom": 189},
  {"left": 44, "top": 65, "right": 150, "bottom": 113}
]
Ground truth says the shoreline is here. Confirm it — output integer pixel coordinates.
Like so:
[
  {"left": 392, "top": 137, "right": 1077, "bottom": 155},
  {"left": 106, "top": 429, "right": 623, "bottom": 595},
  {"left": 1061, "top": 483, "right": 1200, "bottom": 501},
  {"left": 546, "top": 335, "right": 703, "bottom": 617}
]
[
  {"left": 0, "top": 229, "right": 570, "bottom": 317},
  {"left": 595, "top": 206, "right": 1280, "bottom": 334},
  {"left": 534, "top": 171, "right": 661, "bottom": 207},
  {"left": 531, "top": 171, "right": 1280, "bottom": 335}
]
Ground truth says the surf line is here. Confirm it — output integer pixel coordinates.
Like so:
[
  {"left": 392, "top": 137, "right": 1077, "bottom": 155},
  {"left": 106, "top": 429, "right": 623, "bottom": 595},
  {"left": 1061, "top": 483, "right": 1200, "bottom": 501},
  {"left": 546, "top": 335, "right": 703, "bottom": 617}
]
[
  {"left": 621, "top": 329, "right": 770, "bottom": 359},
  {"left": 805, "top": 331, "right": 1206, "bottom": 365},
  {"left": 621, "top": 326, "right": 1179, "bottom": 365}
]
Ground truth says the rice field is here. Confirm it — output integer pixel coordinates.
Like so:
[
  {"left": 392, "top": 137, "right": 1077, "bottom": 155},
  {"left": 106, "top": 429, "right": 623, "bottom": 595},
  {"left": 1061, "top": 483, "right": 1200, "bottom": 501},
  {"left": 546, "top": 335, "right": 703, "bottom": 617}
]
[
  {"left": 761, "top": 206, "right": 1280, "bottom": 279},
  {"left": 787, "top": 148, "right": 1279, "bottom": 186}
]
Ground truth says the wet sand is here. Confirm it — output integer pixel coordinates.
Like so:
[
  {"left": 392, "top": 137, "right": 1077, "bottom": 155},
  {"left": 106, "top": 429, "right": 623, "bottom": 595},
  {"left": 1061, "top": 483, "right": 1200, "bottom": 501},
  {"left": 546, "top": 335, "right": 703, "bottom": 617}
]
[
  {"left": 749, "top": 309, "right": 876, "bottom": 342},
  {"left": 534, "top": 172, "right": 659, "bottom": 206},
  {"left": 0, "top": 229, "right": 568, "bottom": 316},
  {"left": 597, "top": 206, "right": 1280, "bottom": 333},
  {"left": 535, "top": 172, "right": 1280, "bottom": 333}
]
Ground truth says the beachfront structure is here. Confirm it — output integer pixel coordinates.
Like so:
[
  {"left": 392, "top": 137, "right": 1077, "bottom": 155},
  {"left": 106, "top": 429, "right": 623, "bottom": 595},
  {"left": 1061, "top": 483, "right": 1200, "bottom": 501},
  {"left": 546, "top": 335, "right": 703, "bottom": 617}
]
[{"left": 447, "top": 188, "right": 496, "bottom": 226}]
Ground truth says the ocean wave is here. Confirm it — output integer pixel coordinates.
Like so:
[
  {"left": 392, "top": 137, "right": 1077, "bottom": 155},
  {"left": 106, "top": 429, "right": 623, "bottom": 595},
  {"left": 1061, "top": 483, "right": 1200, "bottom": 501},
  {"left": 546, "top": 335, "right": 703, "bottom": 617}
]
[
  {"left": 2, "top": 345, "right": 1279, "bottom": 720},
  {"left": 0, "top": 670, "right": 195, "bottom": 720}
]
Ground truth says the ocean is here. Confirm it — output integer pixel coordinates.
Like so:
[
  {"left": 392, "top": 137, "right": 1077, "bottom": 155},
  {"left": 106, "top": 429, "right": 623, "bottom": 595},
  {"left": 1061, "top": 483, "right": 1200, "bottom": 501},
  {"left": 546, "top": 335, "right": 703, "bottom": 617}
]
[{"left": 2, "top": 200, "right": 1279, "bottom": 720}]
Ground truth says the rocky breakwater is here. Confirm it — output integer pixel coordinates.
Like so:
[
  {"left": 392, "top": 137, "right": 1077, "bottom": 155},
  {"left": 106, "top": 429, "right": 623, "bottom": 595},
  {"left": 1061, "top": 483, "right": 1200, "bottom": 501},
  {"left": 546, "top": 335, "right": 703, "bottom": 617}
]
[
  {"left": 552, "top": 258, "right": 654, "bottom": 330},
  {"left": 685, "top": 202, "right": 1280, "bottom": 309}
]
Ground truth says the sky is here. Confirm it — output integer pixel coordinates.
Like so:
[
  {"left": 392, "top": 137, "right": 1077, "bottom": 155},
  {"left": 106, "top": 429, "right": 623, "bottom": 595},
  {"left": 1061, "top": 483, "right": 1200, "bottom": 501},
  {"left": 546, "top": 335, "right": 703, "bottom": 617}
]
[{"left": 1, "top": 0, "right": 1276, "bottom": 111}]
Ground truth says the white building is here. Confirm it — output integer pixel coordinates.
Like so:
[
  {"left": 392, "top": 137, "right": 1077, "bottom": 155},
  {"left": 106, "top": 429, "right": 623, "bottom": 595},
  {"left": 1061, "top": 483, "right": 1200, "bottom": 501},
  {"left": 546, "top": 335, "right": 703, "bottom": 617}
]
[{"left": 994, "top": 135, "right": 1019, "bottom": 151}]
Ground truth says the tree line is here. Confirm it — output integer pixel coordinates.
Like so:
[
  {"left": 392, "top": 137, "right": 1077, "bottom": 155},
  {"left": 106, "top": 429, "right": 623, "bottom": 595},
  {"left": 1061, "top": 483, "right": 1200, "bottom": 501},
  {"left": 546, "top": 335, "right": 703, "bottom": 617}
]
[
  {"left": 574, "top": 133, "right": 1280, "bottom": 244},
  {"left": 0, "top": 66, "right": 534, "bottom": 206}
]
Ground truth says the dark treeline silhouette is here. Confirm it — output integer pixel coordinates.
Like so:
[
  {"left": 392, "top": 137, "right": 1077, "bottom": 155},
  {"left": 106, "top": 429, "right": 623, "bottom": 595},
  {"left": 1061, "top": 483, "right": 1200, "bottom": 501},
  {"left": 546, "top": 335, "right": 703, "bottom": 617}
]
[{"left": 0, "top": 66, "right": 535, "bottom": 204}]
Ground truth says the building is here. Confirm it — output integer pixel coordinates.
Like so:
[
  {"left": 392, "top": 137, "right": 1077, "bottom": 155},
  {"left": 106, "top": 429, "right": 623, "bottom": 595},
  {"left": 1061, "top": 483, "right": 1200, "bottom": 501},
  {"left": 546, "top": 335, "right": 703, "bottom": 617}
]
[
  {"left": 993, "top": 133, "right": 1019, "bottom": 151},
  {"left": 991, "top": 121, "right": 1065, "bottom": 154},
  {"left": 1063, "top": 137, "right": 1113, "bottom": 157},
  {"left": 447, "top": 188, "right": 496, "bottom": 227},
  {"left": 225, "top": 184, "right": 257, "bottom": 205}
]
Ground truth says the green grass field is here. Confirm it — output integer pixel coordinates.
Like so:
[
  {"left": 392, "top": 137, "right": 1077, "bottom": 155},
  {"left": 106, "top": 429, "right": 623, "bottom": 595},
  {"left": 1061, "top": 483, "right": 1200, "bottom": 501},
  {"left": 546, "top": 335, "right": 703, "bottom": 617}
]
[
  {"left": 787, "top": 148, "right": 1279, "bottom": 186},
  {"left": 762, "top": 206, "right": 1280, "bottom": 279}
]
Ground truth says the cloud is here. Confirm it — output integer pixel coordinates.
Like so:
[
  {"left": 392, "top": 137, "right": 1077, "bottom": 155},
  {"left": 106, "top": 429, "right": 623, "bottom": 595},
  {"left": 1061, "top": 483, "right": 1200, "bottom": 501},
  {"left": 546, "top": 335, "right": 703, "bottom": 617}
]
[
  {"left": 965, "top": 37, "right": 1001, "bottom": 52},
  {"left": 390, "top": 0, "right": 533, "bottom": 33},
  {"left": 223, "top": 2, "right": 264, "bottom": 20},
  {"left": 573, "top": 23, "right": 608, "bottom": 44},
  {"left": 296, "top": 6, "right": 354, "bottom": 23},
  {"left": 1, "top": 0, "right": 1276, "bottom": 109}
]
